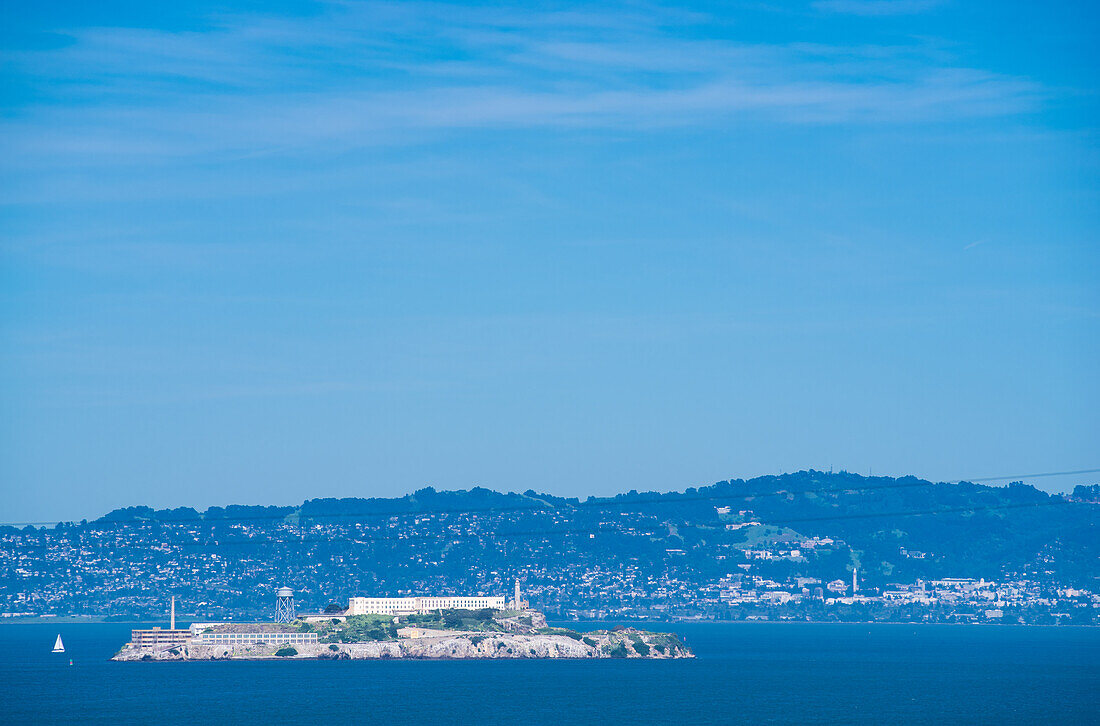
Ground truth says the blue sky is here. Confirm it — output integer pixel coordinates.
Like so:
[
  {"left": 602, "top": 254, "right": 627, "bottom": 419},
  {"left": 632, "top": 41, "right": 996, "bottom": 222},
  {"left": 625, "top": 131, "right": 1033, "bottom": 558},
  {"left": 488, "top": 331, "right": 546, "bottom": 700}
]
[{"left": 1, "top": 0, "right": 1097, "bottom": 522}]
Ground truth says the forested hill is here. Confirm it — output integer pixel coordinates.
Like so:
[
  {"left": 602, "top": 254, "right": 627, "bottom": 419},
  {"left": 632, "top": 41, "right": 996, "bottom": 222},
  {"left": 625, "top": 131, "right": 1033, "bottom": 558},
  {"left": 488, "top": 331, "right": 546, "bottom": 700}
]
[
  {"left": 82, "top": 470, "right": 1099, "bottom": 582},
  {"left": 88, "top": 470, "right": 1095, "bottom": 577},
  {"left": 2, "top": 471, "right": 1097, "bottom": 621}
]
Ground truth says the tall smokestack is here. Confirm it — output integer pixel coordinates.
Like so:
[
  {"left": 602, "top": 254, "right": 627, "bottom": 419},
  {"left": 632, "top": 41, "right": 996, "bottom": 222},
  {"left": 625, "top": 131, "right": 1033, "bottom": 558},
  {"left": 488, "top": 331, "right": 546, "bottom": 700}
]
[
  {"left": 171, "top": 595, "right": 176, "bottom": 630},
  {"left": 852, "top": 568, "right": 858, "bottom": 593}
]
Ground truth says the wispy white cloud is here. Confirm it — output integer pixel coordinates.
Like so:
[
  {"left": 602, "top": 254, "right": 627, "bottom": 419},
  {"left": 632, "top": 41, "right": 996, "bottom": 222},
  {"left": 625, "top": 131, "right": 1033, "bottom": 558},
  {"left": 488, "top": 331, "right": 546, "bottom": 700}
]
[
  {"left": 813, "top": 0, "right": 945, "bottom": 16},
  {"left": 0, "top": 1, "right": 1040, "bottom": 169},
  {"left": 2, "top": 72, "right": 1038, "bottom": 167}
]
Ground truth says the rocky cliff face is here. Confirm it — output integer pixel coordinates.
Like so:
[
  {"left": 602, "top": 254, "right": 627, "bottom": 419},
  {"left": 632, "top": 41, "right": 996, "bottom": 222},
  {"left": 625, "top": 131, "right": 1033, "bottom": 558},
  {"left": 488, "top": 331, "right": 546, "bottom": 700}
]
[{"left": 112, "top": 628, "right": 692, "bottom": 661}]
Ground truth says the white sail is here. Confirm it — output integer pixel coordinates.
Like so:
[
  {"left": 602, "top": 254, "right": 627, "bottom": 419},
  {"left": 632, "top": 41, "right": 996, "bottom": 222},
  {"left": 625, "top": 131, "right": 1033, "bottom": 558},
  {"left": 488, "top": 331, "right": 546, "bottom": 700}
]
[{"left": 52, "top": 634, "right": 65, "bottom": 653}]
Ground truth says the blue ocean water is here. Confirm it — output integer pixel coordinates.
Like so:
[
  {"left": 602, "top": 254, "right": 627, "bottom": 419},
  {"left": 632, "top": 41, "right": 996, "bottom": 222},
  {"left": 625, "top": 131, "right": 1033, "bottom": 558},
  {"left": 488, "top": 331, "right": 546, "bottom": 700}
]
[{"left": 0, "top": 622, "right": 1096, "bottom": 725}]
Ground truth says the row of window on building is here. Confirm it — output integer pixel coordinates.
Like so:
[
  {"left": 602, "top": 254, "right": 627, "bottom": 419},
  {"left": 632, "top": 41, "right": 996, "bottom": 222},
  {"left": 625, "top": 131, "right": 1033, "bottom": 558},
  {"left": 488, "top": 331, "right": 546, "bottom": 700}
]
[
  {"left": 194, "top": 632, "right": 318, "bottom": 645},
  {"left": 346, "top": 595, "right": 506, "bottom": 615}
]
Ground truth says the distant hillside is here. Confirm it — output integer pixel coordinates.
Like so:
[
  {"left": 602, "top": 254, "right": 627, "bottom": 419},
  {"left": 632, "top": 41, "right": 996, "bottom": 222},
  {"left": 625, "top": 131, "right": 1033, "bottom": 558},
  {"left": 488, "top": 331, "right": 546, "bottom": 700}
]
[
  {"left": 2, "top": 471, "right": 1096, "bottom": 622},
  {"left": 87, "top": 471, "right": 1096, "bottom": 582}
]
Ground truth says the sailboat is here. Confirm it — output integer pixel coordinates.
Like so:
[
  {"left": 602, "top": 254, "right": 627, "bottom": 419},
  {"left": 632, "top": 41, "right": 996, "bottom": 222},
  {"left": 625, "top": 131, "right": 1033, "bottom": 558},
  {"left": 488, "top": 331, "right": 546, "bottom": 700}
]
[{"left": 52, "top": 634, "right": 65, "bottom": 653}]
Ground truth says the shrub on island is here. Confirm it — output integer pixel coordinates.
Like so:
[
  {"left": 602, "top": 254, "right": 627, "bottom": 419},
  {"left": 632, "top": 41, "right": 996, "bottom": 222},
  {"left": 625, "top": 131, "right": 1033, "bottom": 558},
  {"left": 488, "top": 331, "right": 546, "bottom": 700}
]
[{"left": 603, "top": 642, "right": 630, "bottom": 658}]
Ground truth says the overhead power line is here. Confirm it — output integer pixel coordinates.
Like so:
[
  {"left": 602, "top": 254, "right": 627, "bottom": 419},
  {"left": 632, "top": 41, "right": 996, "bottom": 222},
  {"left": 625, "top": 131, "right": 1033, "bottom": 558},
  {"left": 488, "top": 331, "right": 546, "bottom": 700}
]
[{"left": 962, "top": 468, "right": 1100, "bottom": 483}]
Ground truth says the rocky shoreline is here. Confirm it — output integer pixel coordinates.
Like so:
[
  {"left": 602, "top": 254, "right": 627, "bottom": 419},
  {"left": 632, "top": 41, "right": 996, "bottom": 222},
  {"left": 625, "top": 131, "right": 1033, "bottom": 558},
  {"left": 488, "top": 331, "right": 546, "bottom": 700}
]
[{"left": 112, "top": 628, "right": 693, "bottom": 661}]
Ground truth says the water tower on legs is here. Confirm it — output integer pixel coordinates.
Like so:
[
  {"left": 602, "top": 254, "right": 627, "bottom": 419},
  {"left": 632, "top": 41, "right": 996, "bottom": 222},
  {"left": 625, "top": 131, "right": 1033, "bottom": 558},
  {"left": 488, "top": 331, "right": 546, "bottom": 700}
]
[{"left": 275, "top": 587, "right": 295, "bottom": 623}]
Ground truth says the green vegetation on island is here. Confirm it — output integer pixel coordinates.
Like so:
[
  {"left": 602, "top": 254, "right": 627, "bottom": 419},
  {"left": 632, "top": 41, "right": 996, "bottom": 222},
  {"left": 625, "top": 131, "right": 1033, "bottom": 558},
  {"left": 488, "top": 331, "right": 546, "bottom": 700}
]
[
  {"left": 314, "top": 615, "right": 398, "bottom": 642},
  {"left": 304, "top": 607, "right": 516, "bottom": 643},
  {"left": 405, "top": 608, "right": 504, "bottom": 632}
]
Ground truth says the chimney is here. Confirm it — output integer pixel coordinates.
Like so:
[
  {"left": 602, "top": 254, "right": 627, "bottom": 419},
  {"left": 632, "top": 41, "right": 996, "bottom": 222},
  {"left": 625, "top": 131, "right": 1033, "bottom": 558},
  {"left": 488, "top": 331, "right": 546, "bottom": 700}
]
[{"left": 171, "top": 595, "right": 176, "bottom": 630}]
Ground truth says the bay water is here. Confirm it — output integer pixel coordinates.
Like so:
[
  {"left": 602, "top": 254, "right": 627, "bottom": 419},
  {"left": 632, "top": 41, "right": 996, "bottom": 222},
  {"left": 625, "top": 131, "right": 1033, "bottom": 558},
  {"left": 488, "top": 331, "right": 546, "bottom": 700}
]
[{"left": 1, "top": 621, "right": 1096, "bottom": 724}]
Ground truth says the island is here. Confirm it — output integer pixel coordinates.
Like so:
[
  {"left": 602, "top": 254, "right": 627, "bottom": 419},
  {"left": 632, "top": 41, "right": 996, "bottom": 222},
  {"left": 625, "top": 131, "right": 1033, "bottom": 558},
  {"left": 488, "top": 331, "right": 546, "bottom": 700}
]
[{"left": 111, "top": 607, "right": 693, "bottom": 661}]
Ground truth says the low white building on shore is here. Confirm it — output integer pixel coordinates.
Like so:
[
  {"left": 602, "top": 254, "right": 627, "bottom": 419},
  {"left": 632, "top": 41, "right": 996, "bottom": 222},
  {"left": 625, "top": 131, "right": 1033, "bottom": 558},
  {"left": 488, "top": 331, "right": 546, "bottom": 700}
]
[{"left": 193, "top": 631, "right": 318, "bottom": 646}]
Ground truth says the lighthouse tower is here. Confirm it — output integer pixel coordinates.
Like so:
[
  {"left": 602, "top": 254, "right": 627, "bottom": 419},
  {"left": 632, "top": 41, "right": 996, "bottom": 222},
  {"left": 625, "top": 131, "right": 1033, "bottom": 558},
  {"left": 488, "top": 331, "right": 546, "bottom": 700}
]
[{"left": 511, "top": 579, "right": 527, "bottom": 610}]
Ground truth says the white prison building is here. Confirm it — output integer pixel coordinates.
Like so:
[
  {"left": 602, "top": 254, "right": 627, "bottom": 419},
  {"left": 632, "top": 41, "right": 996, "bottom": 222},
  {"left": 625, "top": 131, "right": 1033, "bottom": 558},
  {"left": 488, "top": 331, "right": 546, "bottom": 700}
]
[{"left": 347, "top": 595, "right": 506, "bottom": 616}]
